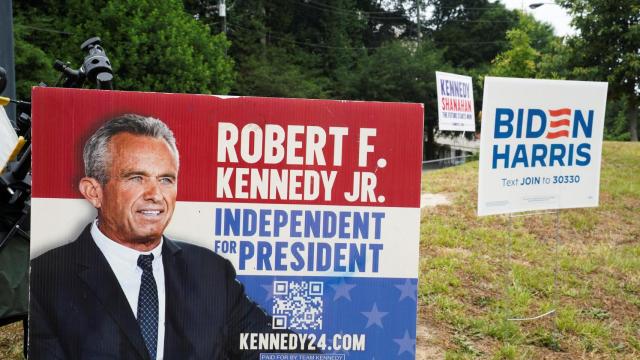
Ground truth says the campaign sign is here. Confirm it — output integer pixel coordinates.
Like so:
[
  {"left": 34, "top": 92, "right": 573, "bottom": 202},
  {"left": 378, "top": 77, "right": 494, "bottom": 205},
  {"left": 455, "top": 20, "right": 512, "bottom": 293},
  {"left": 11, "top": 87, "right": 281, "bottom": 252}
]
[
  {"left": 30, "top": 88, "right": 423, "bottom": 358},
  {"left": 436, "top": 71, "right": 476, "bottom": 132},
  {"left": 478, "top": 77, "right": 608, "bottom": 216}
]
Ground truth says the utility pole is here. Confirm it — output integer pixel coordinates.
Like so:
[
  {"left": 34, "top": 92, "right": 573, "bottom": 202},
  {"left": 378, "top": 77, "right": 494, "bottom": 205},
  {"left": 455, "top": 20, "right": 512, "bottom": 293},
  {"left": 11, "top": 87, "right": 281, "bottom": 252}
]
[
  {"left": 219, "top": 0, "right": 227, "bottom": 34},
  {"left": 0, "top": 0, "right": 16, "bottom": 122},
  {"left": 416, "top": 0, "right": 422, "bottom": 39}
]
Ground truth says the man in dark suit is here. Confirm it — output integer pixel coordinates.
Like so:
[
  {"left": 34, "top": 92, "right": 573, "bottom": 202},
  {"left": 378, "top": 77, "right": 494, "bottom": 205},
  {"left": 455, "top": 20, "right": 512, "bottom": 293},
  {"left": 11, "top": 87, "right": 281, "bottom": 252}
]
[{"left": 29, "top": 114, "right": 274, "bottom": 359}]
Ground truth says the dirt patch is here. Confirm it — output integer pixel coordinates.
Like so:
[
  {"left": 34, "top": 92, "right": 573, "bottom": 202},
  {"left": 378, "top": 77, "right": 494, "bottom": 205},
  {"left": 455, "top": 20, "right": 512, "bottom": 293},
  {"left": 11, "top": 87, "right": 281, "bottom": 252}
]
[
  {"left": 0, "top": 322, "right": 23, "bottom": 360},
  {"left": 416, "top": 310, "right": 447, "bottom": 359},
  {"left": 421, "top": 193, "right": 452, "bottom": 208}
]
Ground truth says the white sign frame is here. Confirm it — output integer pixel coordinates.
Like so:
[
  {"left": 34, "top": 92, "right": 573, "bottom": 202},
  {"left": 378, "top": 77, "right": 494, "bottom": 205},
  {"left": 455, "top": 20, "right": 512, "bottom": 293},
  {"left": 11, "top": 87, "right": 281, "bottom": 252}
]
[
  {"left": 436, "top": 71, "right": 476, "bottom": 132},
  {"left": 478, "top": 77, "right": 608, "bottom": 216}
]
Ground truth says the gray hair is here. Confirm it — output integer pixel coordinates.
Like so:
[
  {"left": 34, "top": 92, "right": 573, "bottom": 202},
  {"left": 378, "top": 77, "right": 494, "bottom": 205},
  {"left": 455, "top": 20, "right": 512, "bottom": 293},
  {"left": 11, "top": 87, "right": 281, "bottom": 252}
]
[{"left": 83, "top": 114, "right": 179, "bottom": 184}]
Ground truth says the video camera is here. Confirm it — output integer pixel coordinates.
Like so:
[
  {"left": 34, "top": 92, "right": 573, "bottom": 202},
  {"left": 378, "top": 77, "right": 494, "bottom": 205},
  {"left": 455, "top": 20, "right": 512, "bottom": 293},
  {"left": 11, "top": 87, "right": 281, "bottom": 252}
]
[
  {"left": 54, "top": 37, "right": 114, "bottom": 90},
  {"left": 0, "top": 36, "right": 114, "bottom": 257}
]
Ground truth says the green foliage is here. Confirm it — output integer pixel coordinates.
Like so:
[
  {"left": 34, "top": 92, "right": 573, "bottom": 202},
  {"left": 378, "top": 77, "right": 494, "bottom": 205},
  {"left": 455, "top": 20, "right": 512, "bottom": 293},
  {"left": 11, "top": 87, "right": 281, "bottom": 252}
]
[
  {"left": 526, "top": 328, "right": 562, "bottom": 351},
  {"left": 14, "top": 0, "right": 234, "bottom": 95},
  {"left": 234, "top": 46, "right": 330, "bottom": 98},
  {"left": 604, "top": 96, "right": 632, "bottom": 141},
  {"left": 535, "top": 38, "right": 574, "bottom": 79},
  {"left": 516, "top": 12, "right": 554, "bottom": 53},
  {"left": 427, "top": 0, "right": 519, "bottom": 69},
  {"left": 319, "top": 0, "right": 367, "bottom": 80},
  {"left": 341, "top": 39, "right": 450, "bottom": 143},
  {"left": 81, "top": 0, "right": 233, "bottom": 94},
  {"left": 13, "top": 24, "right": 57, "bottom": 99},
  {"left": 359, "top": 1, "right": 415, "bottom": 47},
  {"left": 490, "top": 27, "right": 539, "bottom": 78},
  {"left": 561, "top": 0, "right": 640, "bottom": 140},
  {"left": 493, "top": 343, "right": 517, "bottom": 359},
  {"left": 452, "top": 333, "right": 482, "bottom": 356},
  {"left": 12, "top": 9, "right": 60, "bottom": 99},
  {"left": 489, "top": 13, "right": 555, "bottom": 78},
  {"left": 343, "top": 41, "right": 445, "bottom": 102}
]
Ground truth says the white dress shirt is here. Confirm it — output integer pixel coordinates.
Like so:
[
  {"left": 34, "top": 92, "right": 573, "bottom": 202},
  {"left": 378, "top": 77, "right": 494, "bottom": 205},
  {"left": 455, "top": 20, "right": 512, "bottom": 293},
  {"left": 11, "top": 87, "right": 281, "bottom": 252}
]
[{"left": 91, "top": 220, "right": 166, "bottom": 360}]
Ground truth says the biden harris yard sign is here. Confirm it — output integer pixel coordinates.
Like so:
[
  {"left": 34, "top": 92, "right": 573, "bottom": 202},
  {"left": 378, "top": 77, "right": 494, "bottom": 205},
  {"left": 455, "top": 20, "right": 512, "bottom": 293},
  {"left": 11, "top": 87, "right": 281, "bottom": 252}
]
[
  {"left": 478, "top": 77, "right": 608, "bottom": 216},
  {"left": 30, "top": 88, "right": 424, "bottom": 359}
]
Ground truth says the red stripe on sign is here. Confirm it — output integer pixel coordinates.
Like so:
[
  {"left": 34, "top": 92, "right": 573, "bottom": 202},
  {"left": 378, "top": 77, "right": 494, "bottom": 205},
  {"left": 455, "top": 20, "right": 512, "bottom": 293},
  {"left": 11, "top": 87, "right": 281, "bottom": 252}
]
[
  {"left": 549, "top": 119, "right": 570, "bottom": 128},
  {"left": 31, "top": 88, "right": 424, "bottom": 208},
  {"left": 546, "top": 130, "right": 569, "bottom": 139},
  {"left": 549, "top": 108, "right": 571, "bottom": 117}
]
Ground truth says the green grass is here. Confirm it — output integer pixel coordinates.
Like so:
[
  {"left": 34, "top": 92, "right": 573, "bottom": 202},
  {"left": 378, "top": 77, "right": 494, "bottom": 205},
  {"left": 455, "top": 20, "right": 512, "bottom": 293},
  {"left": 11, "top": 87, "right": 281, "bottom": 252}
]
[
  {"left": 1, "top": 143, "right": 638, "bottom": 358},
  {"left": 420, "top": 141, "right": 640, "bottom": 358},
  {"left": 0, "top": 322, "right": 23, "bottom": 360}
]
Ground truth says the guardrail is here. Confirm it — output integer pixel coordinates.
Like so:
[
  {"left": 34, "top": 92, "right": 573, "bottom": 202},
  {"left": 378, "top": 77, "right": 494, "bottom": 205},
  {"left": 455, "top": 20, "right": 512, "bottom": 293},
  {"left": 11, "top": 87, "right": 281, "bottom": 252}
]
[{"left": 422, "top": 154, "right": 477, "bottom": 170}]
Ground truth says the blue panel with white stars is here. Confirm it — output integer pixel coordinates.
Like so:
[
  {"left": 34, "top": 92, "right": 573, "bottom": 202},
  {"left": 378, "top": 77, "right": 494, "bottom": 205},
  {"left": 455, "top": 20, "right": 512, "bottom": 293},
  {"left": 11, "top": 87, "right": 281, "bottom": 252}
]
[{"left": 238, "top": 275, "right": 418, "bottom": 359}]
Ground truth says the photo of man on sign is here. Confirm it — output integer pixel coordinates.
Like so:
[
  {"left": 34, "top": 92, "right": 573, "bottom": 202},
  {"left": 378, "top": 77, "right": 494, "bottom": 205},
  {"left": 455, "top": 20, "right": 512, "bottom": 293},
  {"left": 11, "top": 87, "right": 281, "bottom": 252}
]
[{"left": 29, "top": 114, "right": 277, "bottom": 359}]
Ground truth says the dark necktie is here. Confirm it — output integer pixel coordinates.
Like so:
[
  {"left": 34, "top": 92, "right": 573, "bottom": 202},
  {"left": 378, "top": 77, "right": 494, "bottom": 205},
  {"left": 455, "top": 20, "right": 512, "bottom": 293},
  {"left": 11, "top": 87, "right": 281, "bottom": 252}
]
[{"left": 137, "top": 254, "right": 158, "bottom": 360}]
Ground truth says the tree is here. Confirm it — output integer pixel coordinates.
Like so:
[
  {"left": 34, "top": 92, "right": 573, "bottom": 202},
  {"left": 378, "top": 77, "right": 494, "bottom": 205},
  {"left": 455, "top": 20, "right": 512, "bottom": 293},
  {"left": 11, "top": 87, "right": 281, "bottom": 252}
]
[
  {"left": 489, "top": 13, "right": 554, "bottom": 78},
  {"left": 343, "top": 40, "right": 451, "bottom": 155},
  {"left": 12, "top": 11, "right": 59, "bottom": 100},
  {"left": 561, "top": 0, "right": 640, "bottom": 141},
  {"left": 234, "top": 46, "right": 330, "bottom": 98},
  {"left": 14, "top": 0, "right": 234, "bottom": 95},
  {"left": 536, "top": 38, "right": 575, "bottom": 80},
  {"left": 490, "top": 28, "right": 538, "bottom": 78},
  {"left": 218, "top": 0, "right": 368, "bottom": 97},
  {"left": 356, "top": 0, "right": 415, "bottom": 47},
  {"left": 603, "top": 96, "right": 633, "bottom": 141},
  {"left": 426, "top": 0, "right": 519, "bottom": 69}
]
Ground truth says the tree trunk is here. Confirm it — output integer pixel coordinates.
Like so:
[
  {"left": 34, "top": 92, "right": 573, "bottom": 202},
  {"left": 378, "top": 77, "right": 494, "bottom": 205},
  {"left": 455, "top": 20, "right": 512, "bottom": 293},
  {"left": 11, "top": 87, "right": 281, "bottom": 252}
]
[
  {"left": 259, "top": 1, "right": 267, "bottom": 46},
  {"left": 423, "top": 119, "right": 436, "bottom": 160},
  {"left": 629, "top": 94, "right": 638, "bottom": 141}
]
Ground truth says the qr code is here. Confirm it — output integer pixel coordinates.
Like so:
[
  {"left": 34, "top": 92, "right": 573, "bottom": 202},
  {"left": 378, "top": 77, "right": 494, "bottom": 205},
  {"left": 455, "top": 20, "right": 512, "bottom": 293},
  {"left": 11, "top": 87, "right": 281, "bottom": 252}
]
[{"left": 272, "top": 280, "right": 323, "bottom": 330}]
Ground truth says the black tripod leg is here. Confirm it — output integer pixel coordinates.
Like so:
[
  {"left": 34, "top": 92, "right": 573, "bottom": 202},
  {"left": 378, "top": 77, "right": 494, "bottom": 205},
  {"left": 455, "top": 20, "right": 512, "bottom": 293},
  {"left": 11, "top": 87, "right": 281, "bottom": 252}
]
[{"left": 23, "top": 315, "right": 28, "bottom": 358}]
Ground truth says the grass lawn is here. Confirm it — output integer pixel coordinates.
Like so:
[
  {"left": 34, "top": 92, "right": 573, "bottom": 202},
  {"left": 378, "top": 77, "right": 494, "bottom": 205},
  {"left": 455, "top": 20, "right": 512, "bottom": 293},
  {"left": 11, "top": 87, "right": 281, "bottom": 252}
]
[
  {"left": 0, "top": 321, "right": 23, "bottom": 359},
  {"left": 417, "top": 141, "right": 640, "bottom": 359},
  {"left": 1, "top": 142, "right": 638, "bottom": 359}
]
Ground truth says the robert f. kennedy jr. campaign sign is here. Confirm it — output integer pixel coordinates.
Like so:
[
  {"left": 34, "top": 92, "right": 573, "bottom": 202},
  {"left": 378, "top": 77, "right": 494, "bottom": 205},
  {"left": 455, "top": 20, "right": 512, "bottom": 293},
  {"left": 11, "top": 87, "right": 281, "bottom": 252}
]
[
  {"left": 30, "top": 88, "right": 423, "bottom": 359},
  {"left": 478, "top": 77, "right": 608, "bottom": 216}
]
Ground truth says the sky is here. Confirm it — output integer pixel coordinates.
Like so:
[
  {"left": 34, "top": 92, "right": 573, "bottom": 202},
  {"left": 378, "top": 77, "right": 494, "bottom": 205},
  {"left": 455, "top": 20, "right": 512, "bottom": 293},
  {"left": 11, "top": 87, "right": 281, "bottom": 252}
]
[{"left": 501, "top": 0, "right": 576, "bottom": 36}]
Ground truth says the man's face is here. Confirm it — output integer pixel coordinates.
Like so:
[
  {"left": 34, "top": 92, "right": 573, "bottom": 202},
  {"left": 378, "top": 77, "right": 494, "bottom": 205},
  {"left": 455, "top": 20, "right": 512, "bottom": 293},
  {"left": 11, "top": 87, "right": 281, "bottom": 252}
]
[{"left": 96, "top": 133, "right": 178, "bottom": 247}]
